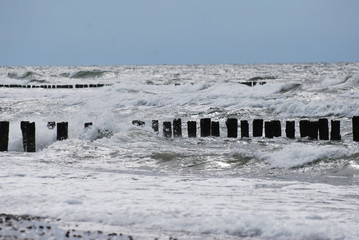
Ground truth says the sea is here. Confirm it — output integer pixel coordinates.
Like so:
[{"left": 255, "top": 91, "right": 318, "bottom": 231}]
[{"left": 0, "top": 63, "right": 359, "bottom": 240}]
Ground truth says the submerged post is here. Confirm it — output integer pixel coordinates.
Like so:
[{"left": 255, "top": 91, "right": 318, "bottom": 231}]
[
  {"left": 187, "top": 121, "right": 197, "bottom": 138},
  {"left": 173, "top": 118, "right": 182, "bottom": 138},
  {"left": 57, "top": 122, "right": 68, "bottom": 141},
  {"left": 330, "top": 120, "right": 341, "bottom": 140},
  {"left": 253, "top": 119, "right": 263, "bottom": 137},
  {"left": 84, "top": 122, "right": 93, "bottom": 128},
  {"left": 226, "top": 118, "right": 237, "bottom": 138},
  {"left": 241, "top": 120, "right": 249, "bottom": 138},
  {"left": 211, "top": 121, "right": 220, "bottom": 137},
  {"left": 353, "top": 116, "right": 359, "bottom": 142},
  {"left": 318, "top": 118, "right": 329, "bottom": 140},
  {"left": 152, "top": 120, "right": 159, "bottom": 133},
  {"left": 163, "top": 121, "right": 172, "bottom": 138},
  {"left": 285, "top": 121, "right": 295, "bottom": 139},
  {"left": 200, "top": 118, "right": 211, "bottom": 137},
  {"left": 0, "top": 121, "right": 9, "bottom": 151},
  {"left": 21, "top": 121, "right": 36, "bottom": 152}
]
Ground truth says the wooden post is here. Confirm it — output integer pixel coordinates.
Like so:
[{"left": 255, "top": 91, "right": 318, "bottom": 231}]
[
  {"left": 299, "top": 120, "right": 310, "bottom": 138},
  {"left": 57, "top": 122, "right": 68, "bottom": 141},
  {"left": 0, "top": 121, "right": 9, "bottom": 151},
  {"left": 211, "top": 121, "right": 220, "bottom": 137},
  {"left": 187, "top": 121, "right": 197, "bottom": 138},
  {"left": 132, "top": 120, "right": 145, "bottom": 126},
  {"left": 353, "top": 116, "right": 359, "bottom": 142},
  {"left": 318, "top": 118, "right": 329, "bottom": 140},
  {"left": 152, "top": 120, "right": 159, "bottom": 133},
  {"left": 84, "top": 122, "right": 93, "bottom": 128},
  {"left": 272, "top": 120, "right": 281, "bottom": 137},
  {"left": 264, "top": 121, "right": 274, "bottom": 138},
  {"left": 285, "top": 121, "right": 295, "bottom": 139},
  {"left": 241, "top": 120, "right": 249, "bottom": 138},
  {"left": 330, "top": 120, "right": 341, "bottom": 140},
  {"left": 163, "top": 121, "right": 172, "bottom": 138},
  {"left": 226, "top": 118, "right": 237, "bottom": 138},
  {"left": 308, "top": 121, "right": 319, "bottom": 140},
  {"left": 253, "top": 119, "right": 263, "bottom": 137},
  {"left": 200, "top": 118, "right": 211, "bottom": 137},
  {"left": 21, "top": 121, "right": 36, "bottom": 152},
  {"left": 173, "top": 118, "right": 182, "bottom": 138}
]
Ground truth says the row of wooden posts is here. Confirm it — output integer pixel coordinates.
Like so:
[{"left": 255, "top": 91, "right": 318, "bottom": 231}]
[
  {"left": 1, "top": 117, "right": 359, "bottom": 153},
  {"left": 134, "top": 116, "right": 359, "bottom": 141},
  {"left": 0, "top": 84, "right": 111, "bottom": 89}
]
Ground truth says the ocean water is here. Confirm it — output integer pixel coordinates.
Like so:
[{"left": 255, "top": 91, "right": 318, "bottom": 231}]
[{"left": 0, "top": 63, "right": 359, "bottom": 239}]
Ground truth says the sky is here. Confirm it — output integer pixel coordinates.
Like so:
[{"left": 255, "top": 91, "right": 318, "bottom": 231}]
[{"left": 1, "top": 0, "right": 358, "bottom": 66}]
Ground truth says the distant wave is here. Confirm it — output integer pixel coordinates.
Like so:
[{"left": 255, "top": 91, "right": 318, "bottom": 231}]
[
  {"left": 63, "top": 70, "right": 108, "bottom": 79},
  {"left": 7, "top": 71, "right": 40, "bottom": 80},
  {"left": 248, "top": 76, "right": 278, "bottom": 81}
]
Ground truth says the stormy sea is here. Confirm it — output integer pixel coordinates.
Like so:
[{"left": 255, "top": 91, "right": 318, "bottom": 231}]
[{"left": 1, "top": 63, "right": 359, "bottom": 239}]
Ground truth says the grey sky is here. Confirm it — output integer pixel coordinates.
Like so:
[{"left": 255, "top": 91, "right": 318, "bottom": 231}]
[{"left": 1, "top": 0, "right": 358, "bottom": 66}]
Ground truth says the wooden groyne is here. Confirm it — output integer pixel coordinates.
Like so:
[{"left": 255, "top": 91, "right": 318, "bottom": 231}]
[
  {"left": 0, "top": 84, "right": 112, "bottom": 89},
  {"left": 0, "top": 117, "right": 359, "bottom": 152}
]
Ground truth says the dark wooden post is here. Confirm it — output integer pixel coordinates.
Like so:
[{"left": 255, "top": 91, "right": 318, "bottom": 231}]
[
  {"left": 211, "top": 121, "right": 220, "bottom": 137},
  {"left": 330, "top": 120, "right": 341, "bottom": 140},
  {"left": 187, "top": 121, "right": 197, "bottom": 138},
  {"left": 318, "top": 118, "right": 329, "bottom": 140},
  {"left": 272, "top": 120, "right": 281, "bottom": 137},
  {"left": 132, "top": 120, "right": 145, "bottom": 126},
  {"left": 264, "top": 121, "right": 274, "bottom": 138},
  {"left": 47, "top": 122, "right": 56, "bottom": 129},
  {"left": 57, "top": 122, "right": 68, "bottom": 141},
  {"left": 173, "top": 118, "right": 182, "bottom": 138},
  {"left": 299, "top": 120, "right": 310, "bottom": 138},
  {"left": 253, "top": 119, "right": 263, "bottom": 137},
  {"left": 152, "top": 120, "right": 159, "bottom": 133},
  {"left": 84, "top": 122, "right": 93, "bottom": 128},
  {"left": 285, "top": 121, "right": 295, "bottom": 139},
  {"left": 200, "top": 118, "right": 211, "bottom": 137},
  {"left": 21, "top": 121, "right": 36, "bottom": 152},
  {"left": 0, "top": 121, "right": 9, "bottom": 151},
  {"left": 241, "top": 120, "right": 249, "bottom": 138},
  {"left": 353, "top": 116, "right": 359, "bottom": 142},
  {"left": 163, "top": 121, "right": 172, "bottom": 138},
  {"left": 226, "top": 118, "right": 237, "bottom": 138},
  {"left": 308, "top": 121, "right": 319, "bottom": 140}
]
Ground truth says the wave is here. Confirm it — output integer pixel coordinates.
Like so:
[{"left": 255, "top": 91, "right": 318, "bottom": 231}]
[
  {"left": 248, "top": 76, "right": 278, "bottom": 81},
  {"left": 7, "top": 71, "right": 41, "bottom": 80},
  {"left": 67, "top": 70, "right": 108, "bottom": 79}
]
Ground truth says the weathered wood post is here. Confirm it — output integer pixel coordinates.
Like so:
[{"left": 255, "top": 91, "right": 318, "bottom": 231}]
[
  {"left": 0, "top": 121, "right": 9, "bottom": 151},
  {"left": 308, "top": 121, "right": 319, "bottom": 140},
  {"left": 21, "top": 121, "right": 36, "bottom": 152},
  {"left": 318, "top": 118, "right": 329, "bottom": 140},
  {"left": 163, "top": 121, "right": 172, "bottom": 138},
  {"left": 272, "top": 120, "right": 281, "bottom": 137},
  {"left": 57, "top": 122, "right": 68, "bottom": 141},
  {"left": 173, "top": 118, "right": 182, "bottom": 138},
  {"left": 285, "top": 121, "right": 295, "bottom": 139},
  {"left": 226, "top": 118, "right": 237, "bottom": 138},
  {"left": 264, "top": 121, "right": 274, "bottom": 138},
  {"left": 200, "top": 118, "right": 211, "bottom": 137},
  {"left": 299, "top": 120, "right": 310, "bottom": 138},
  {"left": 152, "top": 120, "right": 159, "bottom": 133},
  {"left": 187, "top": 121, "right": 197, "bottom": 138},
  {"left": 47, "top": 122, "right": 56, "bottom": 129},
  {"left": 241, "top": 120, "right": 249, "bottom": 138},
  {"left": 330, "top": 120, "right": 341, "bottom": 140},
  {"left": 353, "top": 116, "right": 359, "bottom": 142},
  {"left": 132, "top": 120, "right": 145, "bottom": 126},
  {"left": 211, "top": 121, "right": 220, "bottom": 137},
  {"left": 253, "top": 119, "right": 263, "bottom": 137}
]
